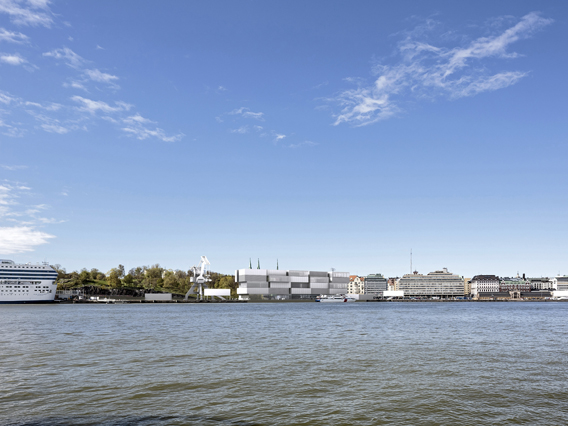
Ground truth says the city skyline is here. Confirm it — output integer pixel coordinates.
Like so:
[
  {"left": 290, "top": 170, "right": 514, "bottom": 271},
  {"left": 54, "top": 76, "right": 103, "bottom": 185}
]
[{"left": 1, "top": 1, "right": 567, "bottom": 278}]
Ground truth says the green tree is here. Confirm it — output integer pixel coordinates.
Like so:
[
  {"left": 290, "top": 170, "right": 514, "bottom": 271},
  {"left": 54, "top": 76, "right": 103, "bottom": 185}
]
[
  {"left": 218, "top": 275, "right": 237, "bottom": 298},
  {"left": 78, "top": 268, "right": 91, "bottom": 285},
  {"left": 117, "top": 264, "right": 125, "bottom": 279},
  {"left": 141, "top": 264, "right": 164, "bottom": 290},
  {"left": 107, "top": 269, "right": 122, "bottom": 288},
  {"left": 123, "top": 274, "right": 134, "bottom": 286}
]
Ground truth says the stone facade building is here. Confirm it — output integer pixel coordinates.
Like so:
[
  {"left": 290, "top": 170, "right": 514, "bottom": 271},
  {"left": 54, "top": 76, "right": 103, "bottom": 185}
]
[
  {"left": 470, "top": 275, "right": 500, "bottom": 296},
  {"left": 397, "top": 268, "right": 464, "bottom": 297}
]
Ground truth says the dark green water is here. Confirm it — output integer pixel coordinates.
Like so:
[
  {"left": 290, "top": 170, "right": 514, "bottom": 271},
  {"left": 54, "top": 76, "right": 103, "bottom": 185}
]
[{"left": 1, "top": 302, "right": 567, "bottom": 425}]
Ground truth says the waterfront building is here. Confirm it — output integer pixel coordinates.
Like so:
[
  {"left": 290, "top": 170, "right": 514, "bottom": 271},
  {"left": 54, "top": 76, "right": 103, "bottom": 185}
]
[
  {"left": 500, "top": 277, "right": 531, "bottom": 292},
  {"left": 464, "top": 277, "right": 472, "bottom": 296},
  {"left": 235, "top": 268, "right": 349, "bottom": 299},
  {"left": 348, "top": 275, "right": 365, "bottom": 294},
  {"left": 553, "top": 276, "right": 568, "bottom": 291},
  {"left": 470, "top": 275, "right": 500, "bottom": 296},
  {"left": 529, "top": 277, "right": 554, "bottom": 290},
  {"left": 365, "top": 274, "right": 388, "bottom": 295},
  {"left": 388, "top": 277, "right": 398, "bottom": 291},
  {"left": 397, "top": 268, "right": 464, "bottom": 297}
]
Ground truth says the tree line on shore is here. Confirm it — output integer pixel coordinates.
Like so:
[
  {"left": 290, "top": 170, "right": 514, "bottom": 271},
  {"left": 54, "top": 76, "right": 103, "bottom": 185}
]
[{"left": 53, "top": 264, "right": 237, "bottom": 297}]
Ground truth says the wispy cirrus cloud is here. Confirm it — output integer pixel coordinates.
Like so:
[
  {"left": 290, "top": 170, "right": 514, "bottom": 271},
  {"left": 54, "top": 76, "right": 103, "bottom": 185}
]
[
  {"left": 0, "top": 27, "right": 29, "bottom": 43},
  {"left": 84, "top": 68, "right": 119, "bottom": 87},
  {"left": 229, "top": 125, "right": 249, "bottom": 134},
  {"left": 0, "top": 0, "right": 53, "bottom": 28},
  {"left": 0, "top": 164, "right": 27, "bottom": 171},
  {"left": 43, "top": 47, "right": 87, "bottom": 69},
  {"left": 229, "top": 107, "right": 265, "bottom": 120},
  {"left": 331, "top": 12, "right": 552, "bottom": 126},
  {"left": 288, "top": 140, "right": 318, "bottom": 149},
  {"left": 37, "top": 45, "right": 183, "bottom": 141},
  {"left": 121, "top": 113, "right": 184, "bottom": 142},
  {"left": 71, "top": 95, "right": 131, "bottom": 114}
]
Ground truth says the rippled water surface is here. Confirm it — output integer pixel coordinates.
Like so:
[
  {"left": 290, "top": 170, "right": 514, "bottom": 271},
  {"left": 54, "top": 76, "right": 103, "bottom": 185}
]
[{"left": 1, "top": 302, "right": 568, "bottom": 425}]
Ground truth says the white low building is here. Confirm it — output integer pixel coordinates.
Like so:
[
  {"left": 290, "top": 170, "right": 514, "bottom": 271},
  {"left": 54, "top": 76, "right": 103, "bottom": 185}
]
[
  {"left": 553, "top": 276, "right": 568, "bottom": 291},
  {"left": 552, "top": 290, "right": 568, "bottom": 299},
  {"left": 383, "top": 290, "right": 404, "bottom": 298}
]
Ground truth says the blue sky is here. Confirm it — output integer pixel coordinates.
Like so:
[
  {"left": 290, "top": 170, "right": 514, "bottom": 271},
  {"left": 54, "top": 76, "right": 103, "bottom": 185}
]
[{"left": 0, "top": 0, "right": 566, "bottom": 278}]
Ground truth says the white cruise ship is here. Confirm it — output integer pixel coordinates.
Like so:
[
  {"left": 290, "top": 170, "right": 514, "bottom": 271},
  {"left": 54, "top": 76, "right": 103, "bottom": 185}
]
[{"left": 0, "top": 260, "right": 58, "bottom": 304}]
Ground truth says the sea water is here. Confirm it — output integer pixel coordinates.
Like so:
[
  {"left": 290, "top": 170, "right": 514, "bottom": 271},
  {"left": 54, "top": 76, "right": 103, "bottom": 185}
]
[{"left": 1, "top": 302, "right": 567, "bottom": 425}]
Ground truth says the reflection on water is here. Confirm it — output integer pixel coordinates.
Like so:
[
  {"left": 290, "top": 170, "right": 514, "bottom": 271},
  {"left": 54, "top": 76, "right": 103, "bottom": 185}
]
[{"left": 1, "top": 302, "right": 568, "bottom": 425}]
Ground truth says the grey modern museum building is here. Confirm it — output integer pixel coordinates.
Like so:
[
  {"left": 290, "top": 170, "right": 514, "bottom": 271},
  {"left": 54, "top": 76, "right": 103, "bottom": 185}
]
[{"left": 235, "top": 269, "right": 350, "bottom": 298}]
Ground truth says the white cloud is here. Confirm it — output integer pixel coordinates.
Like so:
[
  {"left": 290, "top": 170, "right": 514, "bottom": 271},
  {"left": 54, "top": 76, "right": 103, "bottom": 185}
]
[
  {"left": 229, "top": 107, "right": 265, "bottom": 120},
  {"left": 0, "top": 91, "right": 15, "bottom": 104},
  {"left": 71, "top": 95, "right": 132, "bottom": 114},
  {"left": 0, "top": 122, "right": 24, "bottom": 137},
  {"left": 122, "top": 125, "right": 184, "bottom": 142},
  {"left": 0, "top": 0, "right": 54, "bottom": 27},
  {"left": 2, "top": 41, "right": 180, "bottom": 142},
  {"left": 332, "top": 12, "right": 552, "bottom": 126},
  {"left": 24, "top": 100, "right": 61, "bottom": 111},
  {"left": 84, "top": 68, "right": 119, "bottom": 85},
  {"left": 0, "top": 184, "right": 14, "bottom": 206},
  {"left": 0, "top": 226, "right": 54, "bottom": 254},
  {"left": 0, "top": 115, "right": 25, "bottom": 136},
  {"left": 123, "top": 113, "right": 154, "bottom": 125},
  {"left": 229, "top": 125, "right": 249, "bottom": 134},
  {"left": 0, "top": 164, "right": 27, "bottom": 170},
  {"left": 121, "top": 114, "right": 183, "bottom": 142},
  {"left": 41, "top": 123, "right": 69, "bottom": 134},
  {"left": 0, "top": 182, "right": 59, "bottom": 254},
  {"left": 288, "top": 140, "right": 318, "bottom": 148},
  {"left": 0, "top": 52, "right": 26, "bottom": 65},
  {"left": 274, "top": 133, "right": 286, "bottom": 142},
  {"left": 63, "top": 80, "right": 87, "bottom": 91},
  {"left": 0, "top": 27, "right": 29, "bottom": 43},
  {"left": 96, "top": 44, "right": 104, "bottom": 50},
  {"left": 43, "top": 47, "right": 86, "bottom": 69}
]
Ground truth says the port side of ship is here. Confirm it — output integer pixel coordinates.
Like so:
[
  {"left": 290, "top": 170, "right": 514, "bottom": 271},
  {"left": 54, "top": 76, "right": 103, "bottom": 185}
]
[{"left": 0, "top": 260, "right": 58, "bottom": 304}]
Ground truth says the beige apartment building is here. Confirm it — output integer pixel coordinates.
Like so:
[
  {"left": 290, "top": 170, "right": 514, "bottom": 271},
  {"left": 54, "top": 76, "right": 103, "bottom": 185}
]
[{"left": 348, "top": 275, "right": 365, "bottom": 294}]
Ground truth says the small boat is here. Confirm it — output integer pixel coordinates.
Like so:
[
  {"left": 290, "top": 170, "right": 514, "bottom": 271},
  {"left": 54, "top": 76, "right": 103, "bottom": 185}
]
[{"left": 315, "top": 295, "right": 356, "bottom": 303}]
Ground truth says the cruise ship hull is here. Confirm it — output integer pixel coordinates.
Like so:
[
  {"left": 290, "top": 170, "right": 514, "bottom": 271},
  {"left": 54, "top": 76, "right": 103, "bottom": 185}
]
[
  {"left": 0, "top": 282, "right": 58, "bottom": 303},
  {"left": 0, "top": 260, "right": 58, "bottom": 304}
]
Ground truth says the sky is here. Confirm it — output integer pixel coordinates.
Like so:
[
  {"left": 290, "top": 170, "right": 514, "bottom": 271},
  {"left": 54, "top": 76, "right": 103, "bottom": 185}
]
[{"left": 0, "top": 0, "right": 567, "bottom": 278}]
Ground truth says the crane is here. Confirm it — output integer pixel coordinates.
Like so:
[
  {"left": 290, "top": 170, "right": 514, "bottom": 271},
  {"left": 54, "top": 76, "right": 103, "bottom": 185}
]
[{"left": 184, "top": 255, "right": 211, "bottom": 301}]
